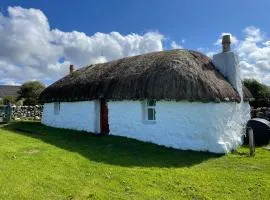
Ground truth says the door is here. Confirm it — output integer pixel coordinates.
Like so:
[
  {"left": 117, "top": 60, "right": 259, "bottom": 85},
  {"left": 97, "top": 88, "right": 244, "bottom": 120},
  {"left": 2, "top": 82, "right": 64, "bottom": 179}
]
[{"left": 100, "top": 99, "right": 109, "bottom": 135}]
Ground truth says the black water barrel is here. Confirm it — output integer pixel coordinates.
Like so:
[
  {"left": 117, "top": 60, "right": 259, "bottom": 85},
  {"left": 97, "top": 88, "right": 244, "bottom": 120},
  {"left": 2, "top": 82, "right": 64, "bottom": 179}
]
[{"left": 245, "top": 118, "right": 270, "bottom": 145}]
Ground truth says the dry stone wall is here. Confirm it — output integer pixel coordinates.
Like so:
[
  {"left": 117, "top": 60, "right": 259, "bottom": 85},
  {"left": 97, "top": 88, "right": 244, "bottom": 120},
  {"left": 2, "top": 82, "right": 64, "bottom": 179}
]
[
  {"left": 12, "top": 105, "right": 43, "bottom": 120},
  {"left": 251, "top": 107, "right": 270, "bottom": 121}
]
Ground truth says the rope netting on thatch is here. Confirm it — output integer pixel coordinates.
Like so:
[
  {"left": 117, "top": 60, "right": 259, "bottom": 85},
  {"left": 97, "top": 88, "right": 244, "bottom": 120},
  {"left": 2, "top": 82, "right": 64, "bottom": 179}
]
[{"left": 40, "top": 49, "right": 252, "bottom": 103}]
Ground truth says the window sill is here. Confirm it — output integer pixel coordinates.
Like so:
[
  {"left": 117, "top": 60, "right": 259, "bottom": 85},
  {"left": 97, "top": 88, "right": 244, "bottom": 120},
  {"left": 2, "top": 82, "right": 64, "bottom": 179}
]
[{"left": 143, "top": 120, "right": 156, "bottom": 124}]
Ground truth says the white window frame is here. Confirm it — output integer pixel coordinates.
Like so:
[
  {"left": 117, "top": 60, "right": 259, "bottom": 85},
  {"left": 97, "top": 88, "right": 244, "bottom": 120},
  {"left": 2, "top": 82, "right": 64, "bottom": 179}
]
[
  {"left": 54, "top": 102, "right": 60, "bottom": 115},
  {"left": 145, "top": 100, "right": 156, "bottom": 122}
]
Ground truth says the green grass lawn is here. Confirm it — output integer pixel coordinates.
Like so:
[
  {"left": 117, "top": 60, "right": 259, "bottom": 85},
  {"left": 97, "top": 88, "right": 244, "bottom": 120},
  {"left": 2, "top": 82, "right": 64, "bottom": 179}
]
[{"left": 0, "top": 122, "right": 270, "bottom": 200}]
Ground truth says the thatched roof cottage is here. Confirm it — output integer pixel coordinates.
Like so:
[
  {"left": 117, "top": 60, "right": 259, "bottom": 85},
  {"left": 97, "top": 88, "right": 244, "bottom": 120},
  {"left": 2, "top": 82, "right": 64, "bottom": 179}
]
[{"left": 40, "top": 35, "right": 252, "bottom": 153}]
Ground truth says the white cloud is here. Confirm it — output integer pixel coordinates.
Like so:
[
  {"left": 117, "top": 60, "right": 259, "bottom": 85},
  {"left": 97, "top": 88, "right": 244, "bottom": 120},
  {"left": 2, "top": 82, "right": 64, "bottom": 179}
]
[
  {"left": 0, "top": 78, "right": 21, "bottom": 86},
  {"left": 236, "top": 26, "right": 270, "bottom": 84},
  {"left": 170, "top": 41, "right": 183, "bottom": 49},
  {"left": 243, "top": 26, "right": 264, "bottom": 43},
  {"left": 207, "top": 27, "right": 270, "bottom": 85},
  {"left": 51, "top": 30, "right": 164, "bottom": 67},
  {"left": 206, "top": 51, "right": 216, "bottom": 58},
  {"left": 1, "top": 6, "right": 270, "bottom": 87},
  {"left": 0, "top": 6, "right": 164, "bottom": 85}
]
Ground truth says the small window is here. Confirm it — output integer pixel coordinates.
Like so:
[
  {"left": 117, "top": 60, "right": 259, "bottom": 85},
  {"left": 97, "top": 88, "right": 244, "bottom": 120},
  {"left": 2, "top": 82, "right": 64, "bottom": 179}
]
[
  {"left": 54, "top": 102, "right": 60, "bottom": 115},
  {"left": 146, "top": 100, "right": 156, "bottom": 121}
]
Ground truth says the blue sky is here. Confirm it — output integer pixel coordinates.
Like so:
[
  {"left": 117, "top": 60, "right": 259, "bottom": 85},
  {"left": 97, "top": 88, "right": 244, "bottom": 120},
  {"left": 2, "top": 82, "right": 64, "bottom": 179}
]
[
  {"left": 1, "top": 0, "right": 270, "bottom": 85},
  {"left": 2, "top": 0, "right": 269, "bottom": 49}
]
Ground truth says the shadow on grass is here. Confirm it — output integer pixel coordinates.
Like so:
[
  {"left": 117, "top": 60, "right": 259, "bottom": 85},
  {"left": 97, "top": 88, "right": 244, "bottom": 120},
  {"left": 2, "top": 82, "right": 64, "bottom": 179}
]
[{"left": 2, "top": 121, "right": 222, "bottom": 168}]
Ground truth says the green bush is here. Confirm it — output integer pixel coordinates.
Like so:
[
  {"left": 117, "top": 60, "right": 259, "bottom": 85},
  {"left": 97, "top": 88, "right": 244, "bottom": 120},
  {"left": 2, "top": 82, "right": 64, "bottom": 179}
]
[
  {"left": 17, "top": 81, "right": 45, "bottom": 105},
  {"left": 244, "top": 79, "right": 270, "bottom": 107},
  {"left": 3, "top": 96, "right": 16, "bottom": 105}
]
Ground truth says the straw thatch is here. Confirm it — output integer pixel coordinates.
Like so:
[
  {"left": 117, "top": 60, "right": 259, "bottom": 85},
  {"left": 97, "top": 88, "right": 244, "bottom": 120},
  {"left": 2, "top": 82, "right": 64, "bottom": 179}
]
[
  {"left": 40, "top": 49, "right": 251, "bottom": 103},
  {"left": 243, "top": 86, "right": 253, "bottom": 101}
]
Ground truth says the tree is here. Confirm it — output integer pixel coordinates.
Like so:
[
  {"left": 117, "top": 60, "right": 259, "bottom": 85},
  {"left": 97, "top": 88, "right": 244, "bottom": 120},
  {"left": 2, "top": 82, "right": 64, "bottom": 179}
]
[
  {"left": 3, "top": 96, "right": 16, "bottom": 105},
  {"left": 17, "top": 81, "right": 45, "bottom": 105},
  {"left": 243, "top": 79, "right": 270, "bottom": 99},
  {"left": 243, "top": 78, "right": 270, "bottom": 107}
]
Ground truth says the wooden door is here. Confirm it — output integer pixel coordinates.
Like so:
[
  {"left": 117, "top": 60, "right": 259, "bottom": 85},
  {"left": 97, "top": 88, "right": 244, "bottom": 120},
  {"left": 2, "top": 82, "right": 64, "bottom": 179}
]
[{"left": 100, "top": 99, "right": 109, "bottom": 135}]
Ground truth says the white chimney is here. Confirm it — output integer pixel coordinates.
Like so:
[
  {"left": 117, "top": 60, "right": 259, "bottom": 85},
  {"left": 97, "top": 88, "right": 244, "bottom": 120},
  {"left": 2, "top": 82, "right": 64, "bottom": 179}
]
[{"left": 213, "top": 35, "right": 242, "bottom": 99}]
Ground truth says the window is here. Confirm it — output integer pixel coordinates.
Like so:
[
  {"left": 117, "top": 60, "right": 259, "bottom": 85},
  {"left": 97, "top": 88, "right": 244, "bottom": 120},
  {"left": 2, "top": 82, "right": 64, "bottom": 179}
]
[
  {"left": 146, "top": 100, "right": 156, "bottom": 121},
  {"left": 54, "top": 102, "right": 60, "bottom": 115}
]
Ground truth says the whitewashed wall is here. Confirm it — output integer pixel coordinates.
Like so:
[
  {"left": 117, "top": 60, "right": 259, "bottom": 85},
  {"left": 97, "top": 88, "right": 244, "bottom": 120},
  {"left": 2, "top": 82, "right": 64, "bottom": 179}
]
[
  {"left": 42, "top": 100, "right": 250, "bottom": 153},
  {"left": 108, "top": 101, "right": 250, "bottom": 153},
  {"left": 42, "top": 101, "right": 100, "bottom": 133}
]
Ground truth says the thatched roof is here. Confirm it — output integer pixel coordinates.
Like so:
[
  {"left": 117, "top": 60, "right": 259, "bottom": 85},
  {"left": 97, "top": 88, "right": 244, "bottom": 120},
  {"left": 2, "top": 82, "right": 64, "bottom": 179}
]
[
  {"left": 0, "top": 85, "right": 20, "bottom": 98},
  {"left": 40, "top": 49, "right": 252, "bottom": 103},
  {"left": 243, "top": 86, "right": 253, "bottom": 101}
]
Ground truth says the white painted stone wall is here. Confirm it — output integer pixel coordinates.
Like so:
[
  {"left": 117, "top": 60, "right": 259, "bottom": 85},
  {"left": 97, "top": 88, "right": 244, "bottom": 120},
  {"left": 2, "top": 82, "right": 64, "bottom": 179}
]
[
  {"left": 42, "top": 101, "right": 100, "bottom": 133},
  {"left": 108, "top": 101, "right": 250, "bottom": 153},
  {"left": 41, "top": 100, "right": 250, "bottom": 153}
]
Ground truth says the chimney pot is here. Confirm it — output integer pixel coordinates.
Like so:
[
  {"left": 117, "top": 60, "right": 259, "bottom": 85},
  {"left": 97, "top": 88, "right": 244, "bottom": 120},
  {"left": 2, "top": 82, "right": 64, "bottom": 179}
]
[
  {"left": 222, "top": 35, "right": 231, "bottom": 52},
  {"left": 70, "top": 64, "right": 74, "bottom": 74}
]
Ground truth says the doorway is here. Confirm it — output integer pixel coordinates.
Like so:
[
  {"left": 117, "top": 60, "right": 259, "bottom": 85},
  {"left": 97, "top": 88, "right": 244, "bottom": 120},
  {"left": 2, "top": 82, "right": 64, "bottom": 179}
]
[{"left": 100, "top": 98, "right": 109, "bottom": 135}]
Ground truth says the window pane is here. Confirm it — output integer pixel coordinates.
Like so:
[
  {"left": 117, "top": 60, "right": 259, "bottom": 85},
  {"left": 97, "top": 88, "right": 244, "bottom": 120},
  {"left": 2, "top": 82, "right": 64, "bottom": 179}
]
[
  {"left": 54, "top": 102, "right": 60, "bottom": 115},
  {"left": 147, "top": 100, "right": 156, "bottom": 106},
  {"left": 148, "top": 108, "right": 155, "bottom": 120}
]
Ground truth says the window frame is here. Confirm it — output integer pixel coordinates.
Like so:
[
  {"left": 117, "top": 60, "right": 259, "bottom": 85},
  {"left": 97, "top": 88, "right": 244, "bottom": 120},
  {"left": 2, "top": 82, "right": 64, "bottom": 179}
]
[
  {"left": 54, "top": 102, "right": 60, "bottom": 115},
  {"left": 145, "top": 100, "right": 156, "bottom": 123}
]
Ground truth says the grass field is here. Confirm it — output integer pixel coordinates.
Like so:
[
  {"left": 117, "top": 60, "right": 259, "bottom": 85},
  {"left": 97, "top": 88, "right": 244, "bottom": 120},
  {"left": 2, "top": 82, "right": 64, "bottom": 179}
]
[{"left": 0, "top": 121, "right": 270, "bottom": 200}]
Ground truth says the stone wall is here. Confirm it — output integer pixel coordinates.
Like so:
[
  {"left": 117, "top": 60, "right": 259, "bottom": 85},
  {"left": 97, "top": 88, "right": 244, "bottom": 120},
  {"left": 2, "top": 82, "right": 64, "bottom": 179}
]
[
  {"left": 12, "top": 105, "right": 43, "bottom": 120},
  {"left": 251, "top": 107, "right": 270, "bottom": 121}
]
